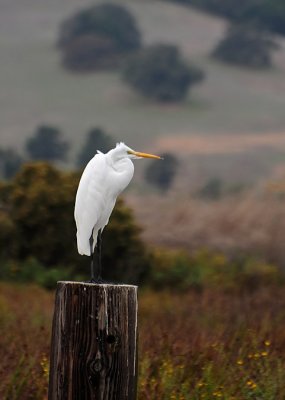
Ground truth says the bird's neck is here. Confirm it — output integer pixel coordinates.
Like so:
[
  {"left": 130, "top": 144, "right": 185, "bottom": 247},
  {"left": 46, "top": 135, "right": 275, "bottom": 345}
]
[{"left": 107, "top": 153, "right": 133, "bottom": 173}]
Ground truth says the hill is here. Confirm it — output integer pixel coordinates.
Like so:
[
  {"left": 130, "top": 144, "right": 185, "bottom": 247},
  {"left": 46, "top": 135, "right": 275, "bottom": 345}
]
[{"left": 0, "top": 0, "right": 285, "bottom": 182}]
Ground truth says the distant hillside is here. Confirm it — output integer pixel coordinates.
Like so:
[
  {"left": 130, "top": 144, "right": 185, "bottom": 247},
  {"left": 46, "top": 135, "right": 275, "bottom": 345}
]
[{"left": 0, "top": 0, "right": 285, "bottom": 183}]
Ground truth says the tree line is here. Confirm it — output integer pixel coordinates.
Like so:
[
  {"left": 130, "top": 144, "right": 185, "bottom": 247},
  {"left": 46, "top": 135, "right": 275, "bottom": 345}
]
[{"left": 0, "top": 125, "right": 179, "bottom": 192}]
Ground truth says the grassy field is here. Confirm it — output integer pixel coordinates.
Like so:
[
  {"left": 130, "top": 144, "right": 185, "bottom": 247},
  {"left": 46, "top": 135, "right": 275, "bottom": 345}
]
[
  {"left": 126, "top": 183, "right": 285, "bottom": 269},
  {"left": 1, "top": 282, "right": 285, "bottom": 399},
  {"left": 1, "top": 0, "right": 285, "bottom": 176}
]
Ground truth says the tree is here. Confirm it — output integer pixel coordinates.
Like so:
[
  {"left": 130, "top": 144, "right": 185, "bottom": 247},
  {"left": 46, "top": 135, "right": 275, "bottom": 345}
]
[
  {"left": 58, "top": 3, "right": 141, "bottom": 71},
  {"left": 255, "top": 0, "right": 285, "bottom": 36},
  {"left": 167, "top": 0, "right": 285, "bottom": 36},
  {"left": 25, "top": 125, "right": 69, "bottom": 162},
  {"left": 77, "top": 127, "right": 115, "bottom": 168},
  {"left": 212, "top": 24, "right": 278, "bottom": 68},
  {"left": 0, "top": 162, "right": 149, "bottom": 283},
  {"left": 145, "top": 152, "right": 179, "bottom": 191},
  {"left": 0, "top": 148, "right": 23, "bottom": 179},
  {"left": 122, "top": 44, "right": 205, "bottom": 102}
]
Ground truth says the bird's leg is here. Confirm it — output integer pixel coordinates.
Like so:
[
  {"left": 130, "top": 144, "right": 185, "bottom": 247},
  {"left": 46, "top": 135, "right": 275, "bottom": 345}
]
[
  {"left": 89, "top": 232, "right": 95, "bottom": 282},
  {"left": 96, "top": 229, "right": 103, "bottom": 282}
]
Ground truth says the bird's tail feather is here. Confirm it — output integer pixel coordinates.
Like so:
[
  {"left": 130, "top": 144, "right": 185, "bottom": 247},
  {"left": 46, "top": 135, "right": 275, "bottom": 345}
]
[{"left": 76, "top": 230, "right": 98, "bottom": 256}]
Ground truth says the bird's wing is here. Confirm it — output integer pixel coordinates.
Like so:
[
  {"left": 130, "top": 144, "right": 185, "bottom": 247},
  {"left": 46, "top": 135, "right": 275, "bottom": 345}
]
[{"left": 74, "top": 154, "right": 108, "bottom": 255}]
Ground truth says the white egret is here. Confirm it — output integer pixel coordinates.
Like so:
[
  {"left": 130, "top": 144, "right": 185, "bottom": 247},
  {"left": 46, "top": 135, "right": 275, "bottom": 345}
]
[{"left": 74, "top": 142, "right": 162, "bottom": 282}]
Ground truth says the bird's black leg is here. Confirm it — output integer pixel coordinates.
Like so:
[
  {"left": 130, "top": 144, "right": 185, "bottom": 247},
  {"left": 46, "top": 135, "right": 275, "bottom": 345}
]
[
  {"left": 97, "top": 229, "right": 103, "bottom": 282},
  {"left": 89, "top": 231, "right": 95, "bottom": 282}
]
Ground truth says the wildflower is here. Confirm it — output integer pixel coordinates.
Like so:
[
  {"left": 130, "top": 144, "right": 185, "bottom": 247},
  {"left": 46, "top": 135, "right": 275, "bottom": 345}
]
[
  {"left": 246, "top": 380, "right": 257, "bottom": 389},
  {"left": 213, "top": 392, "right": 222, "bottom": 397},
  {"left": 261, "top": 351, "right": 268, "bottom": 357},
  {"left": 265, "top": 340, "right": 271, "bottom": 347},
  {"left": 236, "top": 359, "right": 243, "bottom": 365},
  {"left": 40, "top": 354, "right": 49, "bottom": 379}
]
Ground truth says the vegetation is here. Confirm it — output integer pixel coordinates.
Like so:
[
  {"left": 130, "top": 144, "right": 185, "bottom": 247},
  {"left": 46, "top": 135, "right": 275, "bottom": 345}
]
[
  {"left": 212, "top": 24, "right": 278, "bottom": 68},
  {"left": 0, "top": 148, "right": 23, "bottom": 180},
  {"left": 169, "top": 0, "right": 285, "bottom": 36},
  {"left": 76, "top": 127, "right": 115, "bottom": 168},
  {"left": 25, "top": 125, "right": 69, "bottom": 162},
  {"left": 0, "top": 162, "right": 150, "bottom": 284},
  {"left": 58, "top": 3, "right": 141, "bottom": 71},
  {"left": 145, "top": 152, "right": 179, "bottom": 191},
  {"left": 1, "top": 281, "right": 285, "bottom": 399},
  {"left": 122, "top": 44, "right": 205, "bottom": 102},
  {"left": 197, "top": 177, "right": 223, "bottom": 200}
]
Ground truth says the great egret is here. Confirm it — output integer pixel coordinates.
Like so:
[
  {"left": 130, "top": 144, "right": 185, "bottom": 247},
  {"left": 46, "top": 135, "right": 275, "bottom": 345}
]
[{"left": 74, "top": 142, "right": 162, "bottom": 282}]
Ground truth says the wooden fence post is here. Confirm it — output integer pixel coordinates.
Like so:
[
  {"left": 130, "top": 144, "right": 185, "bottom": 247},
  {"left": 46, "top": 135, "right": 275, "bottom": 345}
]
[{"left": 48, "top": 281, "right": 138, "bottom": 400}]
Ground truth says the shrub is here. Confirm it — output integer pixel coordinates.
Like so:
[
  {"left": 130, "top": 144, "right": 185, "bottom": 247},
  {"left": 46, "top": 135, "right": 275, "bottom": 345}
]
[
  {"left": 212, "top": 24, "right": 278, "bottom": 68},
  {"left": 0, "top": 162, "right": 149, "bottom": 284},
  {"left": 0, "top": 148, "right": 23, "bottom": 179},
  {"left": 76, "top": 127, "right": 115, "bottom": 168},
  {"left": 149, "top": 248, "right": 201, "bottom": 291},
  {"left": 148, "top": 248, "right": 283, "bottom": 292},
  {"left": 145, "top": 152, "right": 179, "bottom": 191},
  {"left": 122, "top": 44, "right": 205, "bottom": 102},
  {"left": 168, "top": 0, "right": 285, "bottom": 36},
  {"left": 197, "top": 178, "right": 223, "bottom": 200},
  {"left": 25, "top": 125, "right": 69, "bottom": 162},
  {"left": 58, "top": 3, "right": 141, "bottom": 71},
  {"left": 0, "top": 258, "right": 72, "bottom": 290}
]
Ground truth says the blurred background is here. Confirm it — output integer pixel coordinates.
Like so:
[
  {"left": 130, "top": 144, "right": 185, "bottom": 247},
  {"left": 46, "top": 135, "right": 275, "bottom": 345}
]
[{"left": 1, "top": 0, "right": 285, "bottom": 398}]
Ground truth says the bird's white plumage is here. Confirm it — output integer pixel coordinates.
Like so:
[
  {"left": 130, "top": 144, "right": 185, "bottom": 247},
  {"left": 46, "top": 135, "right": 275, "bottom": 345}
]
[{"left": 74, "top": 143, "right": 135, "bottom": 256}]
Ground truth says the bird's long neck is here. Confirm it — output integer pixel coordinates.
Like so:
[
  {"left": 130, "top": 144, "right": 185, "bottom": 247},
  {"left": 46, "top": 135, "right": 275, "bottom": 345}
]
[{"left": 106, "top": 151, "right": 132, "bottom": 172}]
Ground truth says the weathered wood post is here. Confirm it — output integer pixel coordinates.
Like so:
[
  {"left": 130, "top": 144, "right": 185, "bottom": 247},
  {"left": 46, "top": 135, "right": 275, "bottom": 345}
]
[{"left": 48, "top": 281, "right": 138, "bottom": 400}]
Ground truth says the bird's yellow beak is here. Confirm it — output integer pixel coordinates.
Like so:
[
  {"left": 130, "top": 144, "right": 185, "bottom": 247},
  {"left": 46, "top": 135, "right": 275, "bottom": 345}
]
[{"left": 128, "top": 150, "right": 162, "bottom": 160}]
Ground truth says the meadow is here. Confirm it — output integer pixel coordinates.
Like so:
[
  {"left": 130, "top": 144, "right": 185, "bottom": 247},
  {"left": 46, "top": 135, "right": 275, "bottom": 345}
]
[{"left": 1, "top": 281, "right": 285, "bottom": 399}]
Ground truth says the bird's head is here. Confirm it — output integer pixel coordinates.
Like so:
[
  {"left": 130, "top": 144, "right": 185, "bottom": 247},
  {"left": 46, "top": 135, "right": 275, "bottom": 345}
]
[{"left": 111, "top": 142, "right": 162, "bottom": 161}]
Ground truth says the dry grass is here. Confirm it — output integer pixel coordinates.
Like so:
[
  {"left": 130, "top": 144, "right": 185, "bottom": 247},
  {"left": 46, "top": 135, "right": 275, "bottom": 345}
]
[
  {"left": 154, "top": 132, "right": 285, "bottom": 155},
  {"left": 0, "top": 284, "right": 52, "bottom": 399},
  {"left": 1, "top": 283, "right": 285, "bottom": 399},
  {"left": 127, "top": 191, "right": 285, "bottom": 268}
]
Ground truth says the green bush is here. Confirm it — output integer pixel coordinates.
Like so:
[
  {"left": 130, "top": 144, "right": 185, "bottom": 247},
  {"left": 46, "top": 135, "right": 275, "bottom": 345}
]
[
  {"left": 26, "top": 125, "right": 69, "bottom": 162},
  {"left": 76, "top": 127, "right": 115, "bottom": 168},
  {"left": 168, "top": 0, "right": 285, "bottom": 36},
  {"left": 122, "top": 44, "right": 205, "bottom": 102},
  {"left": 58, "top": 3, "right": 141, "bottom": 71},
  {"left": 0, "top": 258, "right": 73, "bottom": 290},
  {"left": 0, "top": 162, "right": 150, "bottom": 284},
  {"left": 145, "top": 153, "right": 179, "bottom": 192},
  {"left": 197, "top": 178, "right": 223, "bottom": 200},
  {"left": 0, "top": 148, "right": 23, "bottom": 179},
  {"left": 148, "top": 248, "right": 283, "bottom": 292},
  {"left": 212, "top": 24, "right": 278, "bottom": 68}
]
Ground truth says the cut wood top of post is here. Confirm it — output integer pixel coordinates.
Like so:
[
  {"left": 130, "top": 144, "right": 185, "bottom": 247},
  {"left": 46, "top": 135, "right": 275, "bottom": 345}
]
[{"left": 57, "top": 281, "right": 138, "bottom": 289}]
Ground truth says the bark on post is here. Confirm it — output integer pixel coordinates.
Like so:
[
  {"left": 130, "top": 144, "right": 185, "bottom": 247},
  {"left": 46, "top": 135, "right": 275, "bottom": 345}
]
[{"left": 48, "top": 281, "right": 138, "bottom": 400}]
